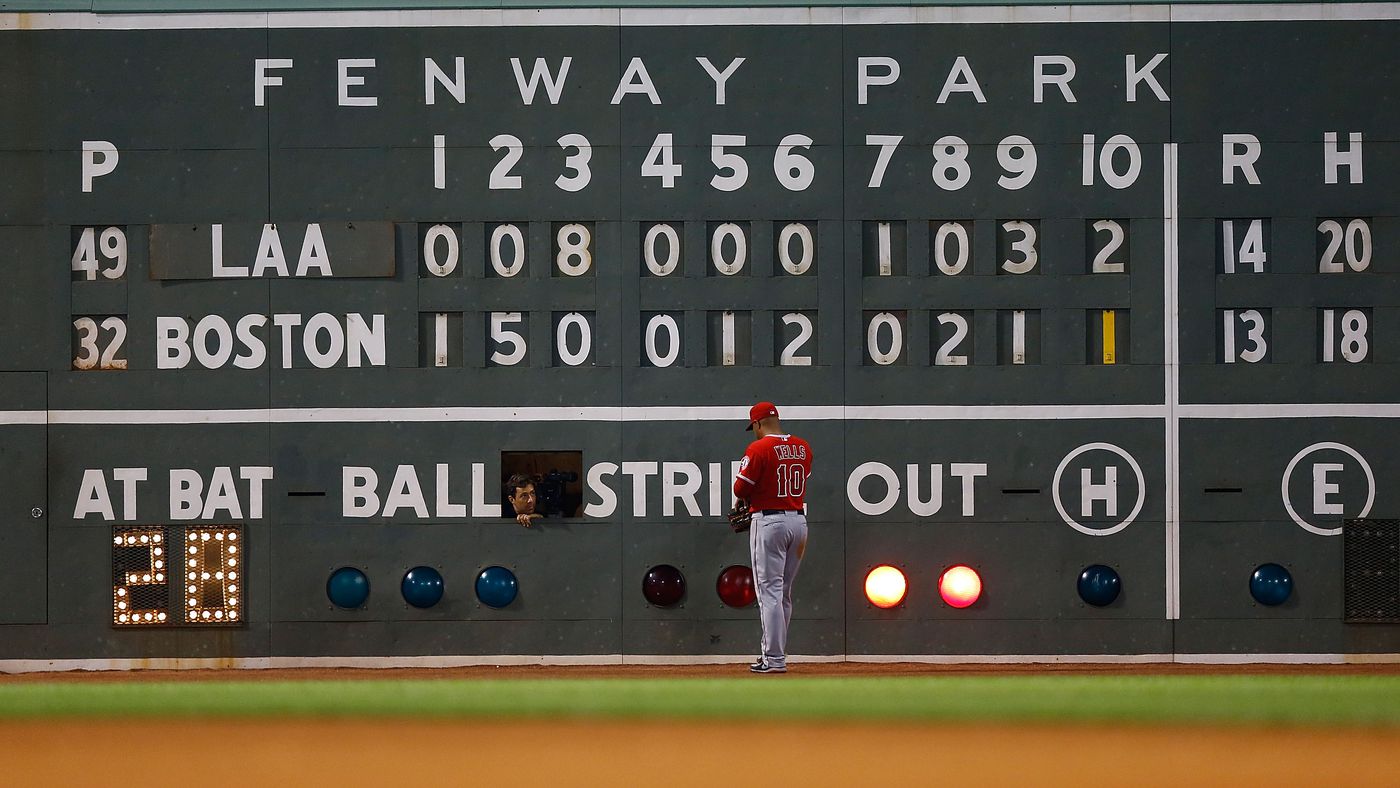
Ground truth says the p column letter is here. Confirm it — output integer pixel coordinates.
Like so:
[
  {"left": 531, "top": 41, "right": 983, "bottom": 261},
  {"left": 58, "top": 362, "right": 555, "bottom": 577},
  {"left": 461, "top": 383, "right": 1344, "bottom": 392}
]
[{"left": 81, "top": 141, "right": 118, "bottom": 193}]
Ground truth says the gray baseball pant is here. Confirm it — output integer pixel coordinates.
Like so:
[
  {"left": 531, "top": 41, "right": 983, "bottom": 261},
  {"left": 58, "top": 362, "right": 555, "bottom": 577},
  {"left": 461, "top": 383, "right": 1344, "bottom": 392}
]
[{"left": 749, "top": 510, "right": 808, "bottom": 668}]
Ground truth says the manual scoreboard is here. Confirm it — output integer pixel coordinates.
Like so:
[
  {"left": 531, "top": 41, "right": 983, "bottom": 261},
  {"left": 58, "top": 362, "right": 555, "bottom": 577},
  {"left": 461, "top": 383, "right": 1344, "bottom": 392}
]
[{"left": 0, "top": 4, "right": 1396, "bottom": 663}]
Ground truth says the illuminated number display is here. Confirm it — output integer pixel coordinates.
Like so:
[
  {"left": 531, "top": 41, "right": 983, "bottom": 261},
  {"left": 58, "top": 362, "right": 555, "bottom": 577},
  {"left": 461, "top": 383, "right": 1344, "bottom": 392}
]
[
  {"left": 112, "top": 528, "right": 168, "bottom": 626},
  {"left": 112, "top": 525, "right": 243, "bottom": 627}
]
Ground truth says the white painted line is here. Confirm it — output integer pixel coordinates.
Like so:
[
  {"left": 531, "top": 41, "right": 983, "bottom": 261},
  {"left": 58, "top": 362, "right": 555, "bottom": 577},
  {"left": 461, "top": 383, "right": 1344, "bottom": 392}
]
[
  {"left": 14, "top": 402, "right": 1400, "bottom": 426},
  {"left": 1164, "top": 142, "right": 1181, "bottom": 621},
  {"left": 841, "top": 405, "right": 1165, "bottom": 420},
  {"left": 23, "top": 404, "right": 1170, "bottom": 426},
  {"left": 846, "top": 653, "right": 1174, "bottom": 664},
  {"left": 4, "top": 4, "right": 1400, "bottom": 30},
  {"left": 1179, "top": 403, "right": 1400, "bottom": 419}
]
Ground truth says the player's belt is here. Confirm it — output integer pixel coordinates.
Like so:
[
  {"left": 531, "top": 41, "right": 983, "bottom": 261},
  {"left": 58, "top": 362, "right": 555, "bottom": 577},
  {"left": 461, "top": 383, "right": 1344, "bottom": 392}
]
[{"left": 760, "top": 509, "right": 798, "bottom": 515}]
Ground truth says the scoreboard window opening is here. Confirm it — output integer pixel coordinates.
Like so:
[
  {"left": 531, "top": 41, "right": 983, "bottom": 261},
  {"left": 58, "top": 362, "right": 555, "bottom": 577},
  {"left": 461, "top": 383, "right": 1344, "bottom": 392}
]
[
  {"left": 71, "top": 225, "right": 129, "bottom": 281},
  {"left": 1087, "top": 219, "right": 1130, "bottom": 274},
  {"left": 418, "top": 311, "right": 463, "bottom": 368},
  {"left": 997, "top": 220, "right": 1040, "bottom": 275},
  {"left": 71, "top": 314, "right": 129, "bottom": 370},
  {"left": 1218, "top": 219, "right": 1271, "bottom": 274},
  {"left": 929, "top": 220, "right": 973, "bottom": 276},
  {"left": 1316, "top": 218, "right": 1373, "bottom": 273},
  {"left": 112, "top": 525, "right": 243, "bottom": 627},
  {"left": 641, "top": 312, "right": 684, "bottom": 367},
  {"left": 863, "top": 221, "right": 907, "bottom": 276},
  {"left": 1088, "top": 309, "right": 1129, "bottom": 365},
  {"left": 419, "top": 222, "right": 463, "bottom": 278},
  {"left": 706, "top": 221, "right": 751, "bottom": 276},
  {"left": 551, "top": 222, "right": 595, "bottom": 277},
  {"left": 998, "top": 310, "right": 1041, "bottom": 365},
  {"left": 775, "top": 311, "right": 817, "bottom": 366},
  {"left": 864, "top": 310, "right": 908, "bottom": 366},
  {"left": 500, "top": 452, "right": 583, "bottom": 518},
  {"left": 485, "top": 222, "right": 527, "bottom": 278},
  {"left": 707, "top": 311, "right": 752, "bottom": 366},
  {"left": 1219, "top": 308, "right": 1272, "bottom": 364}
]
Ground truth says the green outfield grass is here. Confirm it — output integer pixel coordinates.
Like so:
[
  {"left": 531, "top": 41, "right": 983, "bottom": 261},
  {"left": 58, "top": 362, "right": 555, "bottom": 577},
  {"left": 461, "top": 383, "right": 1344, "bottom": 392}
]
[{"left": 0, "top": 676, "right": 1398, "bottom": 727}]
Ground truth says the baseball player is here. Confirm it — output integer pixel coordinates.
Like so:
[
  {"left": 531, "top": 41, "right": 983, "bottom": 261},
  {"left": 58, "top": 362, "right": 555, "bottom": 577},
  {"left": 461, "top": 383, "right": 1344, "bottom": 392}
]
[{"left": 733, "top": 401, "right": 811, "bottom": 674}]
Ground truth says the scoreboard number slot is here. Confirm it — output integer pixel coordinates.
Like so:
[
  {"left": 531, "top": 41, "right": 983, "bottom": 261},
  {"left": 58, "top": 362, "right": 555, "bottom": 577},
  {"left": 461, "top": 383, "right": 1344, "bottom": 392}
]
[
  {"left": 777, "top": 312, "right": 816, "bottom": 366},
  {"left": 553, "top": 222, "right": 594, "bottom": 277},
  {"left": 998, "top": 309, "right": 1039, "bottom": 365},
  {"left": 72, "top": 315, "right": 128, "bottom": 370},
  {"left": 552, "top": 311, "right": 595, "bottom": 367},
  {"left": 419, "top": 312, "right": 463, "bottom": 367},
  {"left": 1220, "top": 219, "right": 1270, "bottom": 274},
  {"left": 642, "top": 312, "right": 683, "bottom": 367},
  {"left": 864, "top": 221, "right": 906, "bottom": 276},
  {"left": 1220, "top": 308, "right": 1271, "bottom": 364},
  {"left": 71, "top": 226, "right": 128, "bottom": 281},
  {"left": 707, "top": 310, "right": 752, "bottom": 366},
  {"left": 931, "top": 221, "right": 973, "bottom": 276},
  {"left": 487, "top": 223, "right": 527, "bottom": 277},
  {"left": 1320, "top": 308, "right": 1371, "bottom": 363},
  {"left": 1089, "top": 219, "right": 1129, "bottom": 273},
  {"left": 708, "top": 222, "right": 749, "bottom": 275},
  {"left": 1087, "top": 309, "right": 1128, "bottom": 364},
  {"left": 865, "top": 311, "right": 907, "bottom": 366},
  {"left": 1317, "top": 219, "right": 1372, "bottom": 272},
  {"left": 487, "top": 311, "right": 528, "bottom": 366},
  {"left": 933, "top": 312, "right": 973, "bottom": 366},
  {"left": 642, "top": 223, "right": 682, "bottom": 276},
  {"left": 999, "top": 220, "right": 1040, "bottom": 274},
  {"left": 421, "top": 223, "right": 461, "bottom": 277}
]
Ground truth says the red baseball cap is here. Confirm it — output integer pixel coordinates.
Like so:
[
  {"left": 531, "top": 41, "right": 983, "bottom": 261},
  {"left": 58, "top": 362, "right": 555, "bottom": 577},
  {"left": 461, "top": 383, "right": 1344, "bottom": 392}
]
[{"left": 746, "top": 401, "right": 779, "bottom": 430}]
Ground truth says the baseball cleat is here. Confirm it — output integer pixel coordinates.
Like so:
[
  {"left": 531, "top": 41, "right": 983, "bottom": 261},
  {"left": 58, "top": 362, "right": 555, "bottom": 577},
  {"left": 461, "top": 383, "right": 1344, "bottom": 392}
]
[{"left": 749, "top": 660, "right": 787, "bottom": 674}]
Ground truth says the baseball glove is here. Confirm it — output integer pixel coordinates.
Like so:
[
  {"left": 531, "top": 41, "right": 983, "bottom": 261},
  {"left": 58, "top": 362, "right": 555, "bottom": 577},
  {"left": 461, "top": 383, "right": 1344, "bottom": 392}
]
[{"left": 727, "top": 501, "right": 752, "bottom": 533}]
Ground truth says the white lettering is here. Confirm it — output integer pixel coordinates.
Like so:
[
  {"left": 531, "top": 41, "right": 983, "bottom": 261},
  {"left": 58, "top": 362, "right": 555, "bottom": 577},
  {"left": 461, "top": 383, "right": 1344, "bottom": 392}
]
[
  {"left": 344, "top": 467, "right": 379, "bottom": 518},
  {"left": 584, "top": 462, "right": 619, "bottom": 518},
  {"left": 254, "top": 58, "right": 292, "bottom": 106},
  {"left": 1126, "top": 53, "right": 1169, "bottom": 102},
  {"left": 696, "top": 56, "right": 745, "bottom": 105},
  {"left": 74, "top": 469, "right": 115, "bottom": 520},
  {"left": 81, "top": 141, "right": 119, "bottom": 193},
  {"left": 337, "top": 58, "right": 377, "bottom": 107},
  {"left": 1312, "top": 462, "right": 1344, "bottom": 515},
  {"left": 1222, "top": 133, "right": 1261, "bottom": 185},
  {"left": 1033, "top": 55, "right": 1077, "bottom": 103},
  {"left": 937, "top": 57, "right": 986, "bottom": 104},
  {"left": 857, "top": 56, "right": 899, "bottom": 105},
  {"left": 424, "top": 57, "right": 466, "bottom": 105},
  {"left": 610, "top": 57, "right": 662, "bottom": 105}
]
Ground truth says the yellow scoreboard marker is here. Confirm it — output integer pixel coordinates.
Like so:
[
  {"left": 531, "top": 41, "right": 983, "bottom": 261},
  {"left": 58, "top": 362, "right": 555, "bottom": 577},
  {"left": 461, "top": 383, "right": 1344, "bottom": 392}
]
[{"left": 1101, "top": 309, "right": 1117, "bottom": 365}]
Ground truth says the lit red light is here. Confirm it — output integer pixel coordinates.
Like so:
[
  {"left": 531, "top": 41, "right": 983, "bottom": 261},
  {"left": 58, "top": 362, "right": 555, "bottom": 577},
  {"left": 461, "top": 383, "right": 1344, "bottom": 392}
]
[
  {"left": 864, "top": 565, "right": 908, "bottom": 609},
  {"left": 938, "top": 565, "right": 982, "bottom": 608}
]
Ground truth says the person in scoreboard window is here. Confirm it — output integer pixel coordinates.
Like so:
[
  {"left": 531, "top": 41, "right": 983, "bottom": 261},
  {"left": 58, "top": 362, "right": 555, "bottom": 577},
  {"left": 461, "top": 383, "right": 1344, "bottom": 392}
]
[
  {"left": 505, "top": 473, "right": 544, "bottom": 528},
  {"left": 733, "top": 401, "right": 812, "bottom": 674}
]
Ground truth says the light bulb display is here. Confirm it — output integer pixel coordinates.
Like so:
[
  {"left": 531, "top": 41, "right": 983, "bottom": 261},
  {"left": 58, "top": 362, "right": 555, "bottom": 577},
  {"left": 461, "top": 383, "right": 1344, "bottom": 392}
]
[
  {"left": 112, "top": 525, "right": 243, "bottom": 627},
  {"left": 112, "top": 527, "right": 169, "bottom": 626}
]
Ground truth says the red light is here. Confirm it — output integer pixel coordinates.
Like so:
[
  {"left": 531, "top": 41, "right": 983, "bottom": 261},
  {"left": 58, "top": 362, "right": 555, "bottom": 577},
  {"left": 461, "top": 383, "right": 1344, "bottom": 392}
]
[
  {"left": 939, "top": 565, "right": 981, "bottom": 608},
  {"left": 864, "top": 565, "right": 907, "bottom": 609}
]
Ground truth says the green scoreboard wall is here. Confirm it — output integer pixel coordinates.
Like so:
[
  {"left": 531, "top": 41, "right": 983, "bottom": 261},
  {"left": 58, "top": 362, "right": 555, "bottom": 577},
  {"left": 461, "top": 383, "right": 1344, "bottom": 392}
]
[{"left": 0, "top": 3, "right": 1397, "bottom": 666}]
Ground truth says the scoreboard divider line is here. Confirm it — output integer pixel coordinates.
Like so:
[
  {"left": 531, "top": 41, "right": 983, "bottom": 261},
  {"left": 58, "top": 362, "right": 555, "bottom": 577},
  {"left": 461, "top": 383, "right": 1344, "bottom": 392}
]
[{"left": 1164, "top": 142, "right": 1182, "bottom": 622}]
